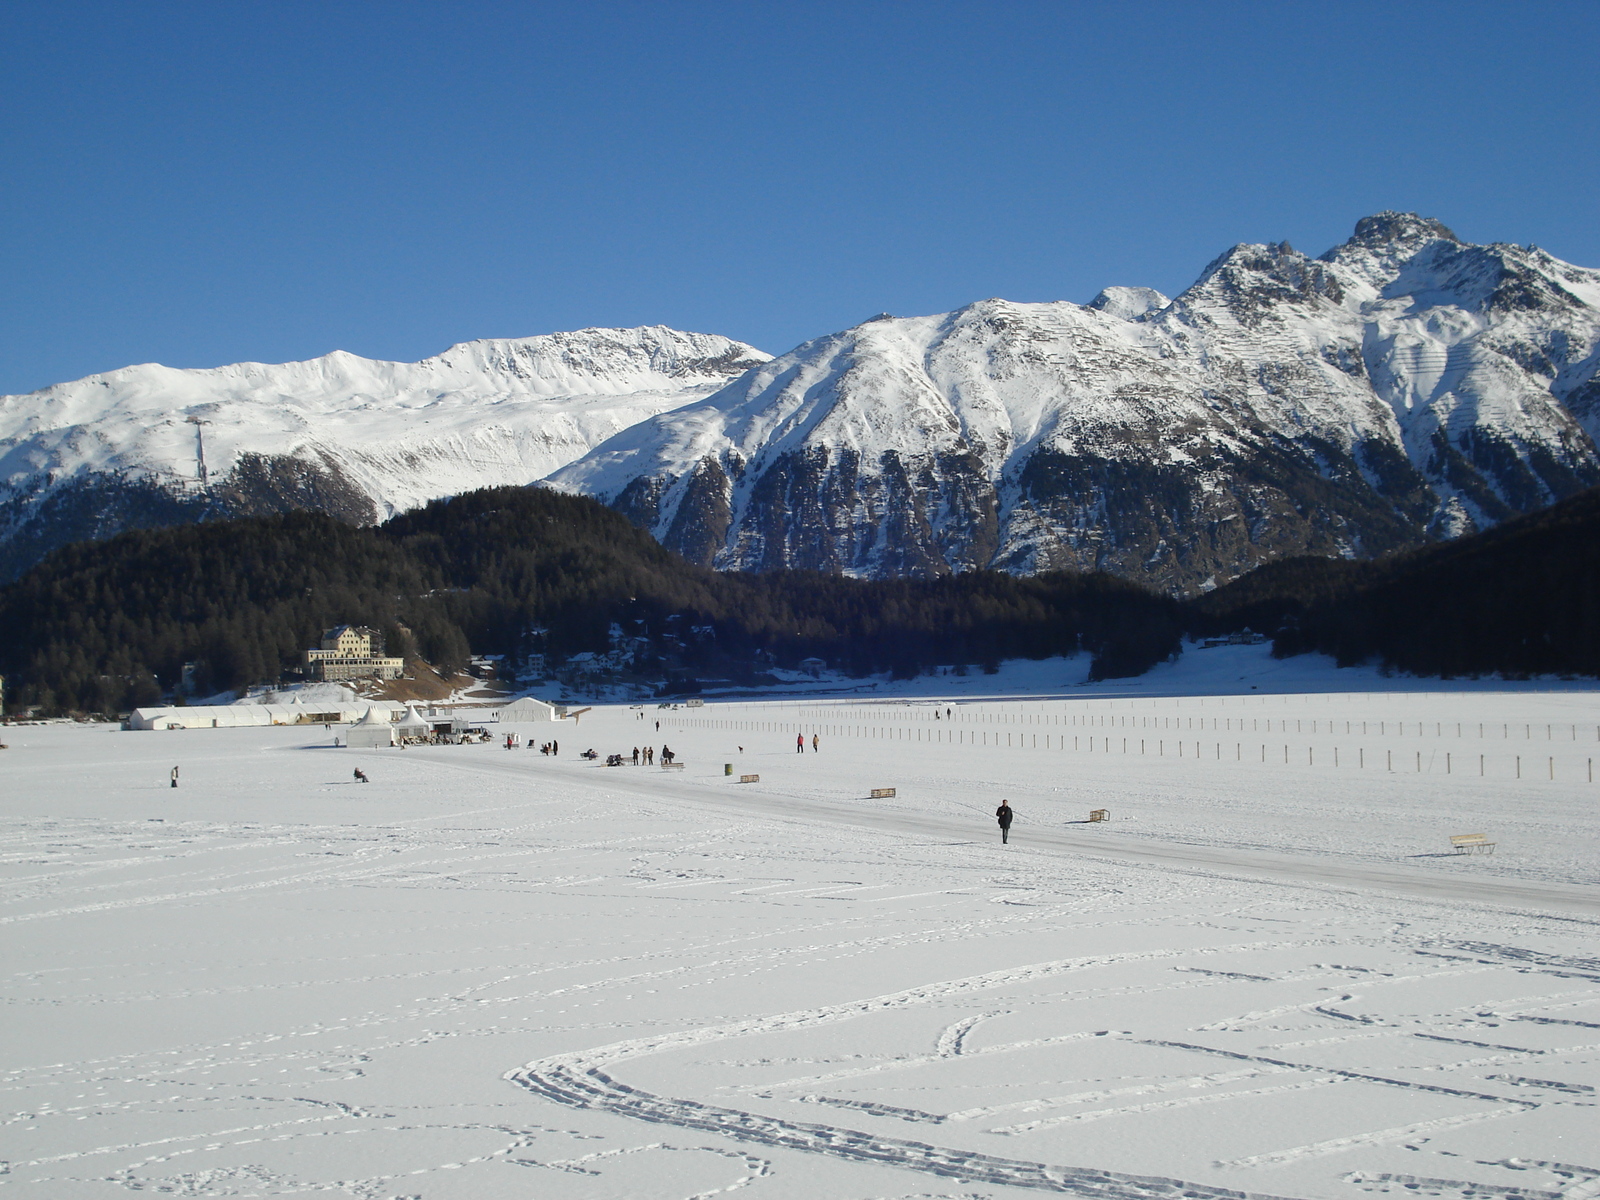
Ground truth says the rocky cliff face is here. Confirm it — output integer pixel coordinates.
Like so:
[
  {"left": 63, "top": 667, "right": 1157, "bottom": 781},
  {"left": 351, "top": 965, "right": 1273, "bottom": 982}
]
[
  {"left": 549, "top": 214, "right": 1600, "bottom": 594},
  {"left": 0, "top": 327, "right": 769, "bottom": 579}
]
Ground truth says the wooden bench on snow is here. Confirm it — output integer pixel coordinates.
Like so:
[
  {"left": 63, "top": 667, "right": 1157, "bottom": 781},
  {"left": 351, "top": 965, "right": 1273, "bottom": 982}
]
[
  {"left": 661, "top": 761, "right": 685, "bottom": 770},
  {"left": 1089, "top": 809, "right": 1109, "bottom": 823},
  {"left": 869, "top": 787, "right": 896, "bottom": 799},
  {"left": 1450, "top": 833, "right": 1495, "bottom": 854},
  {"left": 739, "top": 774, "right": 760, "bottom": 783}
]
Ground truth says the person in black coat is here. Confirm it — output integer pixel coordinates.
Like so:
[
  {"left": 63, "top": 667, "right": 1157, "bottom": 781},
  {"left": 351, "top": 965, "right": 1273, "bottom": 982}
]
[{"left": 996, "top": 800, "right": 1013, "bottom": 844}]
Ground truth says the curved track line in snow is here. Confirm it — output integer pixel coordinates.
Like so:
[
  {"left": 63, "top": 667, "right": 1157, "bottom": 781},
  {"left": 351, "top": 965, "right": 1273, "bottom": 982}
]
[
  {"left": 1140, "top": 1041, "right": 1539, "bottom": 1108},
  {"left": 1215, "top": 1109, "right": 1526, "bottom": 1169},
  {"left": 513, "top": 1062, "right": 1313, "bottom": 1200},
  {"left": 505, "top": 956, "right": 1321, "bottom": 1198}
]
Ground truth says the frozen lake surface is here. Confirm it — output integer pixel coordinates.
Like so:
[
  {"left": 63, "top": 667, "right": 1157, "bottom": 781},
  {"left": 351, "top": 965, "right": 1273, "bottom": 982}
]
[{"left": 4, "top": 669, "right": 1599, "bottom": 1198}]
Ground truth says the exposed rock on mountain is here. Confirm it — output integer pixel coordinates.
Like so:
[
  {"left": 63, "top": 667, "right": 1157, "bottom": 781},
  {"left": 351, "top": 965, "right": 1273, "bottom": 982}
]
[
  {"left": 549, "top": 214, "right": 1600, "bottom": 593},
  {"left": 0, "top": 328, "right": 768, "bottom": 579}
]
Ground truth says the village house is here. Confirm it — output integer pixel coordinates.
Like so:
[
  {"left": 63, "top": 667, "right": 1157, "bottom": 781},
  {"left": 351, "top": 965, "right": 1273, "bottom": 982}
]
[
  {"left": 303, "top": 625, "right": 405, "bottom": 682},
  {"left": 1200, "top": 629, "right": 1269, "bottom": 649}
]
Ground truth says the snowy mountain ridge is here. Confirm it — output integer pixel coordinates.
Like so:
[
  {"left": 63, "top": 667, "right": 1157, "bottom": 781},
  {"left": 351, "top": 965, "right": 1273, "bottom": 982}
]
[
  {"left": 5, "top": 212, "right": 1599, "bottom": 594},
  {"left": 0, "top": 326, "right": 768, "bottom": 578},
  {"left": 548, "top": 213, "right": 1600, "bottom": 592}
]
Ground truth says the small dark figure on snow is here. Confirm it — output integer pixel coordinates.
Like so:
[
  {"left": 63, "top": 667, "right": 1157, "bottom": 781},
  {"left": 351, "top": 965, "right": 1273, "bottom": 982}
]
[
  {"left": 661, "top": 745, "right": 674, "bottom": 764},
  {"left": 353, "top": 768, "right": 369, "bottom": 784},
  {"left": 996, "top": 800, "right": 1013, "bottom": 844},
  {"left": 170, "top": 766, "right": 179, "bottom": 788}
]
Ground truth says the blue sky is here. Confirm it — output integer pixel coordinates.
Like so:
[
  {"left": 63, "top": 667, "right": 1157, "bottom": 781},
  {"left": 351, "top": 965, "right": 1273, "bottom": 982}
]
[{"left": 2, "top": 0, "right": 1596, "bottom": 394}]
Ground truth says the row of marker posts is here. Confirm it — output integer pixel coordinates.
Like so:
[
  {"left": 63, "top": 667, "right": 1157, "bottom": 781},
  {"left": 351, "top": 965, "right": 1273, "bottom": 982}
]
[
  {"left": 679, "top": 707, "right": 1600, "bottom": 740},
  {"left": 671, "top": 708, "right": 1596, "bottom": 782}
]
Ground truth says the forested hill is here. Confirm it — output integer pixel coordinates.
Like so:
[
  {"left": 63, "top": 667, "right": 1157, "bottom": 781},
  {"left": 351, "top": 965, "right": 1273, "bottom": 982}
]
[
  {"left": 1197, "top": 484, "right": 1600, "bottom": 678},
  {"left": 9, "top": 481, "right": 1599, "bottom": 716},
  {"left": 0, "top": 487, "right": 1184, "bottom": 715}
]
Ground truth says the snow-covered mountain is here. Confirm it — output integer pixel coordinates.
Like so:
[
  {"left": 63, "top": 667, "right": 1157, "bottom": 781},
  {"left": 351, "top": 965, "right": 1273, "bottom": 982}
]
[
  {"left": 549, "top": 214, "right": 1600, "bottom": 593},
  {"left": 0, "top": 327, "right": 768, "bottom": 579}
]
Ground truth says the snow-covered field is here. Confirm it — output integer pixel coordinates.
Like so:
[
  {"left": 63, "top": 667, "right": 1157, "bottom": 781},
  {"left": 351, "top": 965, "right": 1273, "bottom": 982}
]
[{"left": 4, "top": 678, "right": 1599, "bottom": 1198}]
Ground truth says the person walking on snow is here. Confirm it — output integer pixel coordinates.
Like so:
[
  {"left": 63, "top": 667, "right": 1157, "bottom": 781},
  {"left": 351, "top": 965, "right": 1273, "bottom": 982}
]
[
  {"left": 996, "top": 799, "right": 1013, "bottom": 844},
  {"left": 796, "top": 733, "right": 804, "bottom": 753},
  {"left": 811, "top": 733, "right": 819, "bottom": 752},
  {"left": 170, "top": 766, "right": 179, "bottom": 789}
]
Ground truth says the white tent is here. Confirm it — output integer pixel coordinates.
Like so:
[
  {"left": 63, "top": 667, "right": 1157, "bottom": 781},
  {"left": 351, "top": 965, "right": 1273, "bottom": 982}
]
[
  {"left": 345, "top": 708, "right": 395, "bottom": 748},
  {"left": 127, "top": 701, "right": 406, "bottom": 731},
  {"left": 498, "top": 696, "right": 556, "bottom": 722},
  {"left": 394, "top": 706, "right": 432, "bottom": 740}
]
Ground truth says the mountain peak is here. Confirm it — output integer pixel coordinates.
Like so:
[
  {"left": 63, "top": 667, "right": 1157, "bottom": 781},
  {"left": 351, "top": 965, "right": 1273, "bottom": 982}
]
[
  {"left": 1185, "top": 239, "right": 1344, "bottom": 316},
  {"left": 1088, "top": 286, "right": 1170, "bottom": 321},
  {"left": 1345, "top": 211, "right": 1460, "bottom": 251}
]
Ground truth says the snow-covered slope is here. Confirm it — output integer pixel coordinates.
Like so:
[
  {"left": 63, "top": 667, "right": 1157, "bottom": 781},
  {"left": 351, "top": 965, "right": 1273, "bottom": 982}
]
[
  {"left": 0, "top": 327, "right": 768, "bottom": 578},
  {"left": 549, "top": 214, "right": 1600, "bottom": 592}
]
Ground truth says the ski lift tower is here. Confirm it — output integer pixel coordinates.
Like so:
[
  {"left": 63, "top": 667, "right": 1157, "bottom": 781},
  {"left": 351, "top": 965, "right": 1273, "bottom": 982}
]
[{"left": 185, "top": 416, "right": 211, "bottom": 484}]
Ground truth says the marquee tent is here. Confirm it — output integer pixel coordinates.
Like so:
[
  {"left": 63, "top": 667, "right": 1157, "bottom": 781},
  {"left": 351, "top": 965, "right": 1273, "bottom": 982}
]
[
  {"left": 127, "top": 701, "right": 407, "bottom": 731},
  {"left": 497, "top": 696, "right": 557, "bottom": 722},
  {"left": 394, "top": 707, "right": 432, "bottom": 740},
  {"left": 345, "top": 709, "right": 396, "bottom": 748}
]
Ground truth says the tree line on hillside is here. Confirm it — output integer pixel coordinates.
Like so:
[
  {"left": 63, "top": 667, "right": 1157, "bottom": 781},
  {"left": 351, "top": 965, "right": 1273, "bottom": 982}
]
[
  {"left": 1196, "top": 485, "right": 1600, "bottom": 678},
  {"left": 0, "top": 487, "right": 1185, "bottom": 716},
  {"left": 7, "top": 480, "right": 1599, "bottom": 718}
]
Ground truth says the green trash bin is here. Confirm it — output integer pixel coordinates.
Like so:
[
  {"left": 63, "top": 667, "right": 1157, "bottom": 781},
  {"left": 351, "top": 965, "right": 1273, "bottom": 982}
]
[{"left": 724, "top": 763, "right": 733, "bottom": 775}]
